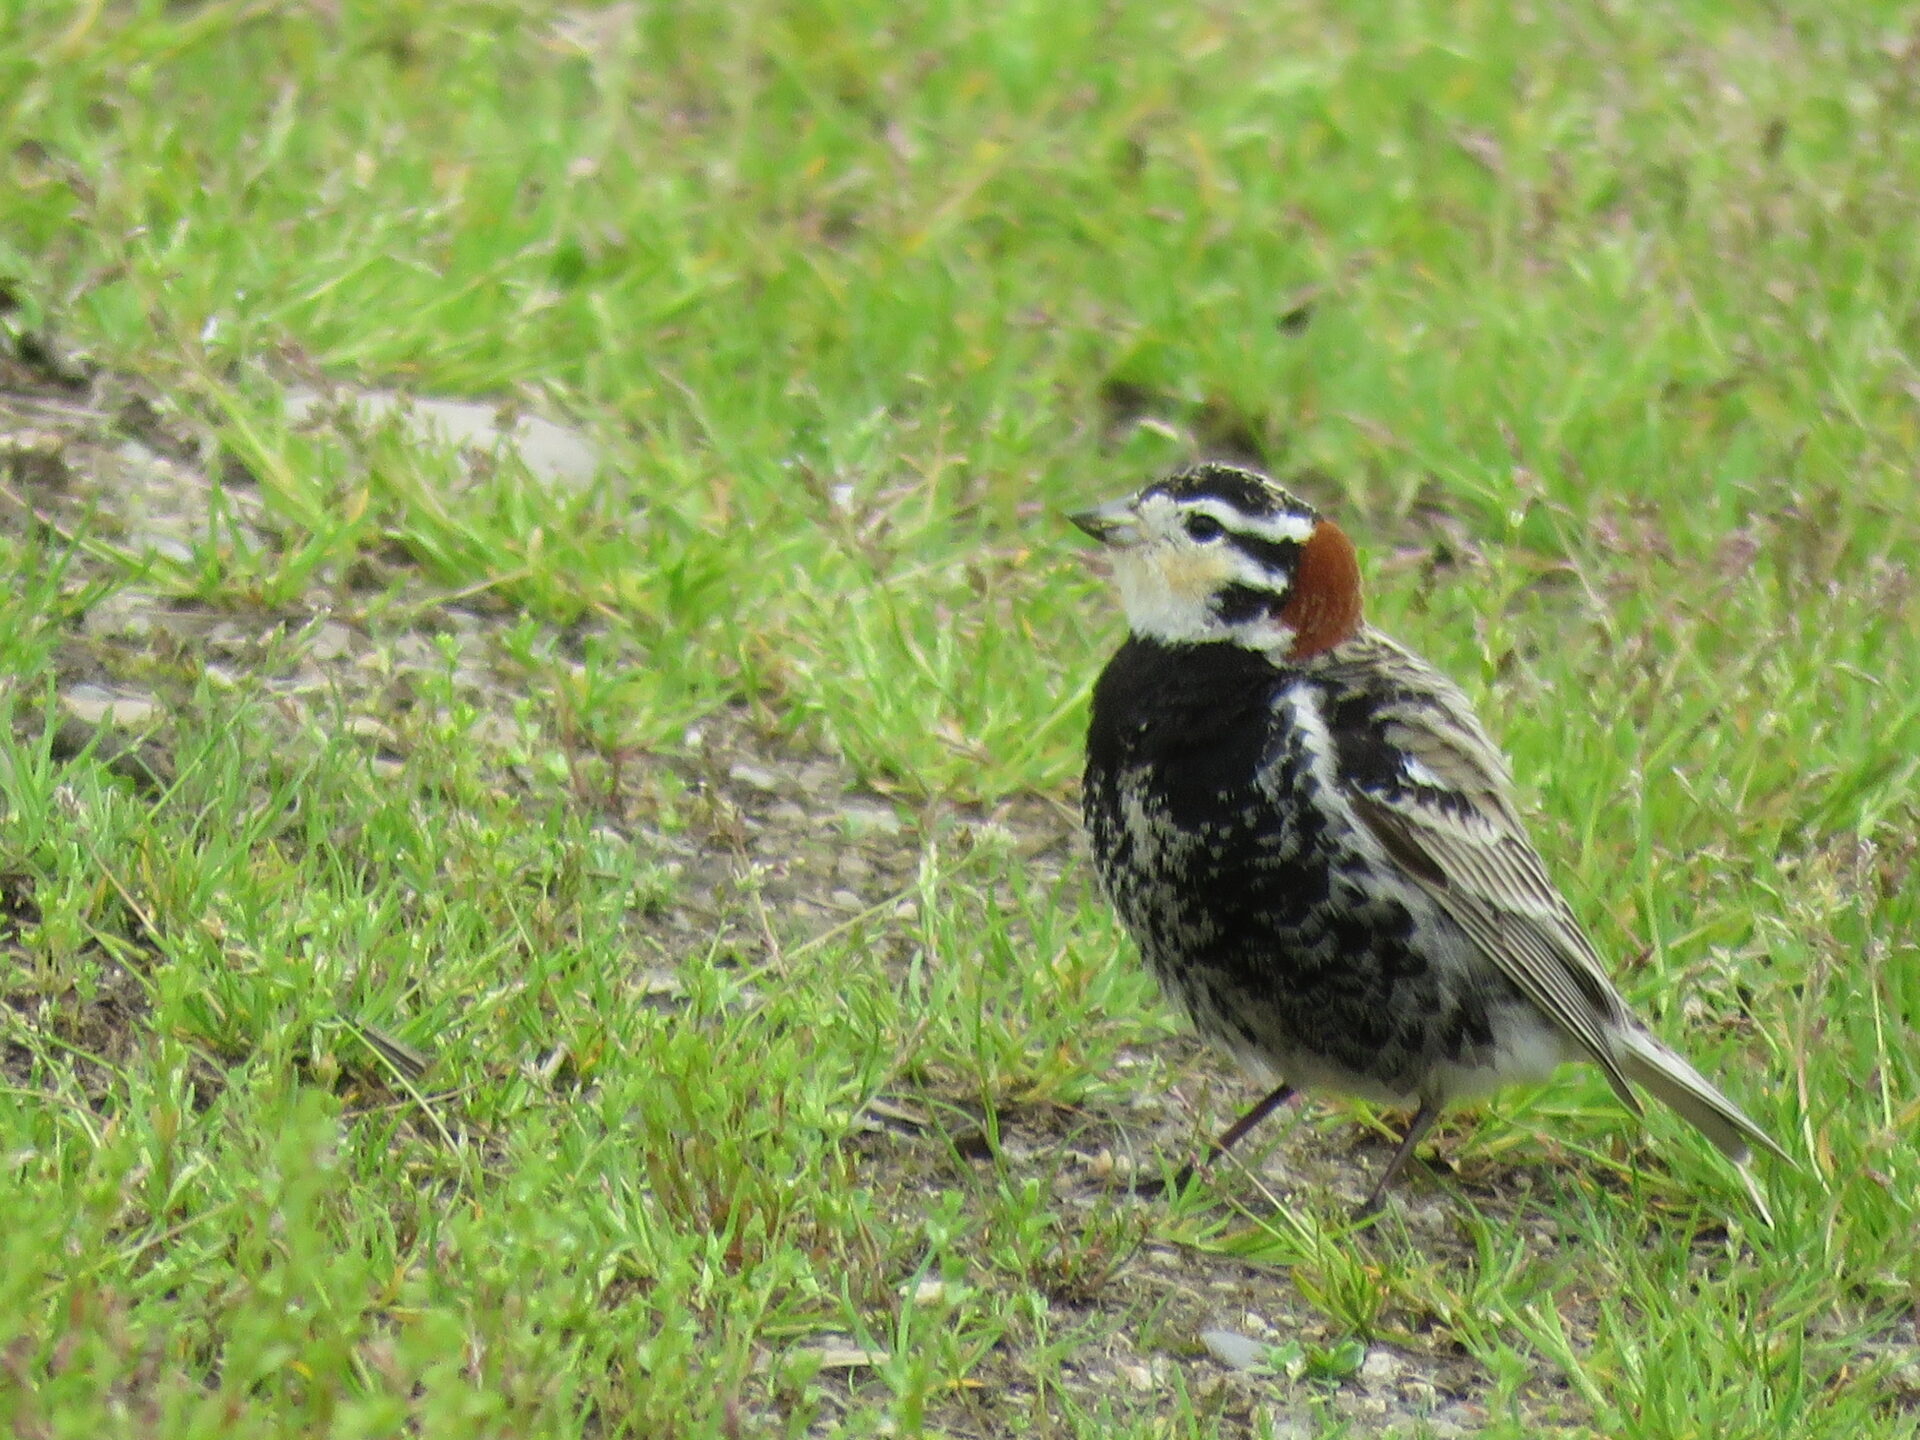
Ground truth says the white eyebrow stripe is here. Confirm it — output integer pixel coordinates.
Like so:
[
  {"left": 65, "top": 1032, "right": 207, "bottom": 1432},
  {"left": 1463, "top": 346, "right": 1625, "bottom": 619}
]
[{"left": 1184, "top": 500, "right": 1316, "bottom": 543}]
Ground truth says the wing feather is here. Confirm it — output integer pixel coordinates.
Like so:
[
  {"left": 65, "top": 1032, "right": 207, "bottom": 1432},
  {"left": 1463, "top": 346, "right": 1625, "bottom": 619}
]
[
  {"left": 1348, "top": 792, "right": 1640, "bottom": 1109},
  {"left": 1299, "top": 631, "right": 1789, "bottom": 1212},
  {"left": 1318, "top": 636, "right": 1640, "bottom": 1103}
]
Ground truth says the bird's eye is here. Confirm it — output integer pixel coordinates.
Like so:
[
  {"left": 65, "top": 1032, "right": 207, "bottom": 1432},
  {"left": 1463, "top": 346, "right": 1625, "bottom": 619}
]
[{"left": 1184, "top": 513, "right": 1225, "bottom": 542}]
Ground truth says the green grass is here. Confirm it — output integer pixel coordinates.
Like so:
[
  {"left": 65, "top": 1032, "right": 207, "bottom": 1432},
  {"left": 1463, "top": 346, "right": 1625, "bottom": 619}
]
[{"left": 3, "top": 0, "right": 1919, "bottom": 1435}]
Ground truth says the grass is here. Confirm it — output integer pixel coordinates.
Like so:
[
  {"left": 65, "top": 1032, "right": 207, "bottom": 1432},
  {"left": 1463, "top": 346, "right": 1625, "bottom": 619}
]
[{"left": 2, "top": 0, "right": 1919, "bottom": 1434}]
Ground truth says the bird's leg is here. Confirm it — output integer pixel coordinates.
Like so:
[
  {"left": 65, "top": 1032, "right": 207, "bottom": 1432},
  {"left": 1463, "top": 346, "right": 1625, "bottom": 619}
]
[
  {"left": 1140, "top": 1083, "right": 1296, "bottom": 1196},
  {"left": 1356, "top": 1101, "right": 1441, "bottom": 1216},
  {"left": 1208, "top": 1082, "right": 1299, "bottom": 1160}
]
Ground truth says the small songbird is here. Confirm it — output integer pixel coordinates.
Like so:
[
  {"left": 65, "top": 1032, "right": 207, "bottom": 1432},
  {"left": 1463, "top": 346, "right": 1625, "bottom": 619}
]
[{"left": 1073, "top": 463, "right": 1791, "bottom": 1218}]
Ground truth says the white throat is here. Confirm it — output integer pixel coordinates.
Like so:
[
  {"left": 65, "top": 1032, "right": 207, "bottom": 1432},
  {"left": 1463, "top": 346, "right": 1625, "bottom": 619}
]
[{"left": 1112, "top": 555, "right": 1297, "bottom": 652}]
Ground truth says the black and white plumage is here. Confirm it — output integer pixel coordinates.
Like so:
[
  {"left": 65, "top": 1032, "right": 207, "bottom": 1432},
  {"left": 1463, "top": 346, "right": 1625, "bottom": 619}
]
[{"left": 1074, "top": 463, "right": 1791, "bottom": 1217}]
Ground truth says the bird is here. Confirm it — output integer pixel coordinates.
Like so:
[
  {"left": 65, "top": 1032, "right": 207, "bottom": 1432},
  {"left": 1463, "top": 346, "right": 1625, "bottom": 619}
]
[{"left": 1072, "top": 462, "right": 1791, "bottom": 1219}]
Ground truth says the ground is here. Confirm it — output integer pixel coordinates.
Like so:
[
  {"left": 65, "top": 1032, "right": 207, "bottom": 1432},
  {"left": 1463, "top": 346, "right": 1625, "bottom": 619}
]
[{"left": 2, "top": 4, "right": 1919, "bottom": 1438}]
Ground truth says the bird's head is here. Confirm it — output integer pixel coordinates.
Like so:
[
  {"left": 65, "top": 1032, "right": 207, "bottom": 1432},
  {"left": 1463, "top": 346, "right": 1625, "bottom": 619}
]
[{"left": 1070, "top": 463, "right": 1363, "bottom": 659}]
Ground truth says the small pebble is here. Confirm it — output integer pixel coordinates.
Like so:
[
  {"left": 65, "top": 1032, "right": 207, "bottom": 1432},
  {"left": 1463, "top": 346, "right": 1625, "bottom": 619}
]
[
  {"left": 61, "top": 685, "right": 159, "bottom": 728},
  {"left": 727, "top": 761, "right": 780, "bottom": 792},
  {"left": 1360, "top": 1347, "right": 1401, "bottom": 1385},
  {"left": 309, "top": 621, "right": 355, "bottom": 661},
  {"left": 1199, "top": 1328, "right": 1268, "bottom": 1372},
  {"left": 840, "top": 800, "right": 904, "bottom": 837}
]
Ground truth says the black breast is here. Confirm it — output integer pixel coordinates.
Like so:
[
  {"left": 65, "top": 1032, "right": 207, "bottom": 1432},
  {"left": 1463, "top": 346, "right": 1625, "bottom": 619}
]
[
  {"left": 1084, "top": 637, "right": 1284, "bottom": 828},
  {"left": 1081, "top": 636, "right": 1463, "bottom": 1095}
]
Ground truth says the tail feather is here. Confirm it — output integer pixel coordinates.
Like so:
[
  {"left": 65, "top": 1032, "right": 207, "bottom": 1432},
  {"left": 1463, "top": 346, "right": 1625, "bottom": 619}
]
[{"left": 1615, "top": 1025, "right": 1794, "bottom": 1224}]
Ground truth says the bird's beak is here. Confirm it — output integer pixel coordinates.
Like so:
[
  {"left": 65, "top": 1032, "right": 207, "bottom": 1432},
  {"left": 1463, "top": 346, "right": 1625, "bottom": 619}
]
[{"left": 1068, "top": 497, "right": 1139, "bottom": 547}]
